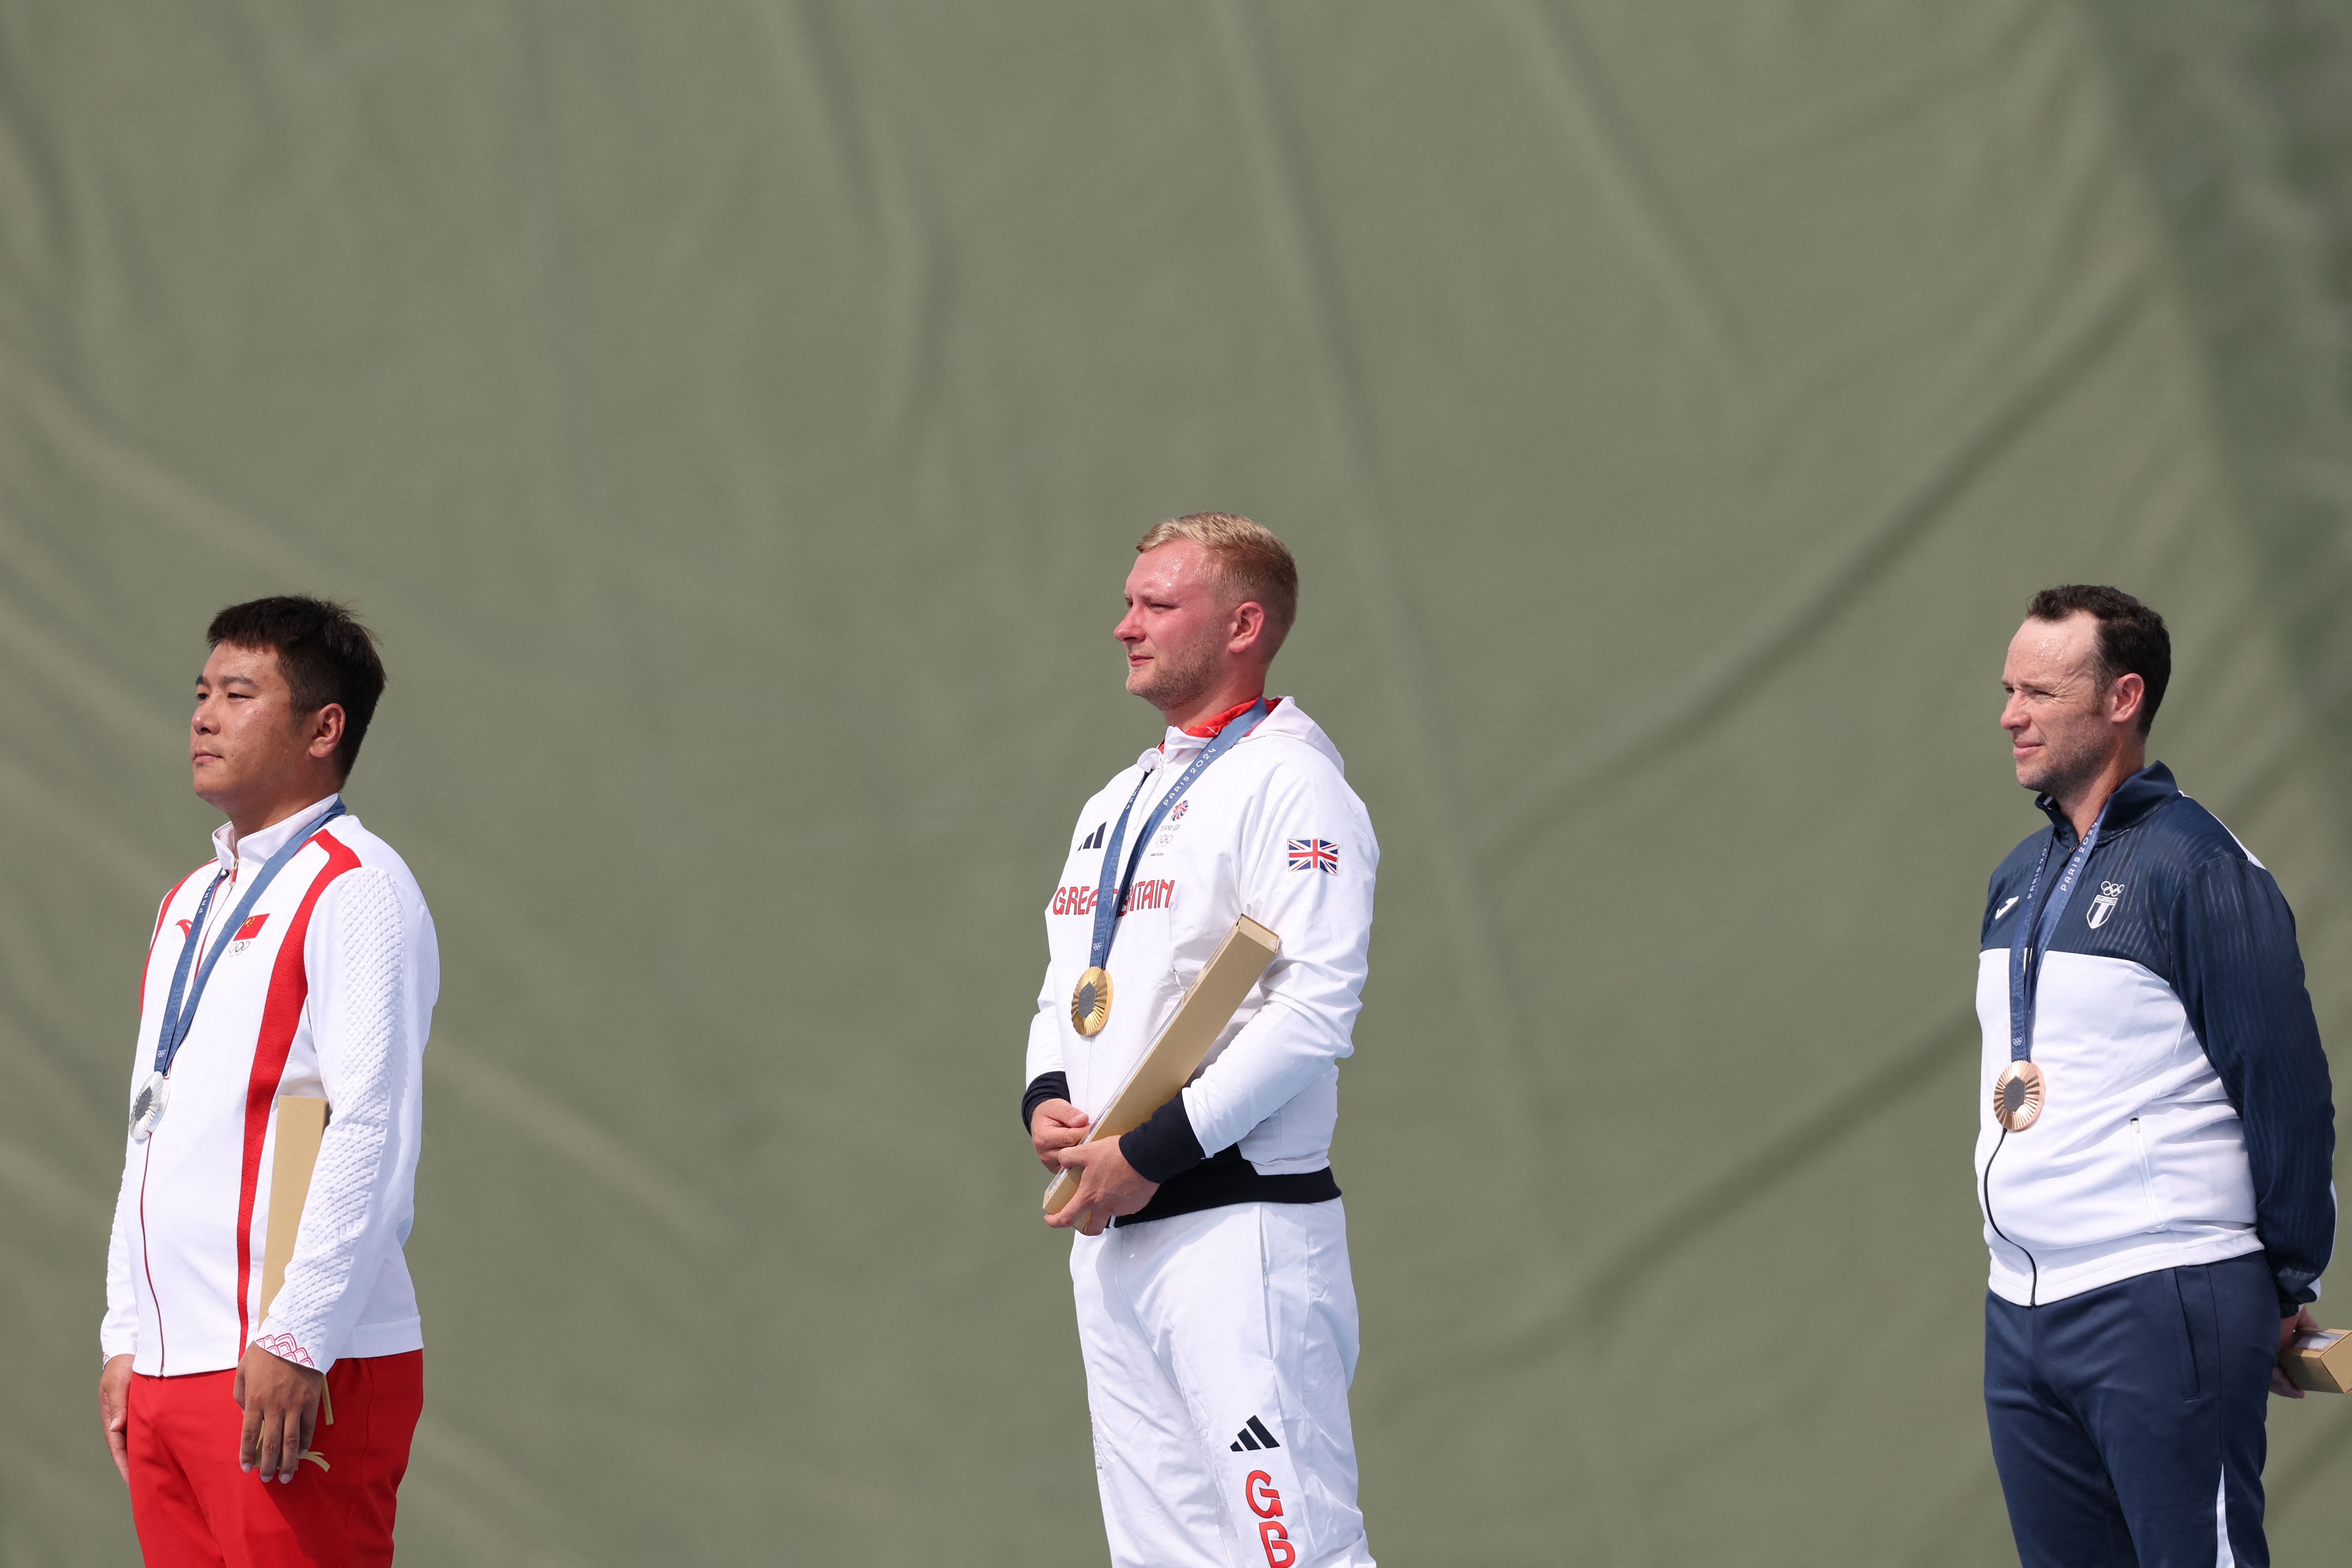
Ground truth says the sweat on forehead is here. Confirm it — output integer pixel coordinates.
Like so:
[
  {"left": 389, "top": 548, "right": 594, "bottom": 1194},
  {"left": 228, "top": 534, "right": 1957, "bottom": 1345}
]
[
  {"left": 1134, "top": 513, "right": 1298, "bottom": 632},
  {"left": 2016, "top": 614, "right": 2104, "bottom": 666}
]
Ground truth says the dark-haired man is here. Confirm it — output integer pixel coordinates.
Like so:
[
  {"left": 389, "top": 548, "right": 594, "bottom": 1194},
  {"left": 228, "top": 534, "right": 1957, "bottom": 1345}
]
[
  {"left": 1975, "top": 585, "right": 2334, "bottom": 1566},
  {"left": 1023, "top": 515, "right": 1379, "bottom": 1566},
  {"left": 98, "top": 597, "right": 437, "bottom": 1567}
]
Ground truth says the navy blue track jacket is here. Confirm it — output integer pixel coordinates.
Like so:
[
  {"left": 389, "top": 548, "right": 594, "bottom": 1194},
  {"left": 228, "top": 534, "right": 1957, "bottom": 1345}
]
[{"left": 1973, "top": 764, "right": 2335, "bottom": 1314}]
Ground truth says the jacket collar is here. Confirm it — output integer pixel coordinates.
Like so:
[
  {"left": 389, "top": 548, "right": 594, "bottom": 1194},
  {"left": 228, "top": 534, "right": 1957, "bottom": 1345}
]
[
  {"left": 2036, "top": 762, "right": 2176, "bottom": 844},
  {"left": 1179, "top": 695, "right": 1278, "bottom": 739},
  {"left": 1138, "top": 694, "right": 1348, "bottom": 776},
  {"left": 1161, "top": 696, "right": 1280, "bottom": 757},
  {"left": 213, "top": 793, "right": 343, "bottom": 871}
]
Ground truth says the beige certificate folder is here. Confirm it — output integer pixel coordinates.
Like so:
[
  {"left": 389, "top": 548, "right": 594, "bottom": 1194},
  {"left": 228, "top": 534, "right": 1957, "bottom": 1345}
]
[
  {"left": 1043, "top": 915, "right": 1280, "bottom": 1225},
  {"left": 2283, "top": 1326, "right": 2352, "bottom": 1394},
  {"left": 259, "top": 1096, "right": 329, "bottom": 1320}
]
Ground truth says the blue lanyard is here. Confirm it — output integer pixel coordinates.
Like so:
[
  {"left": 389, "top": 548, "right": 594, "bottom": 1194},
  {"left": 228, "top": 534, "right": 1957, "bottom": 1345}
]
[
  {"left": 151, "top": 800, "right": 346, "bottom": 1078},
  {"left": 2005, "top": 798, "right": 2110, "bottom": 1063},
  {"left": 1083, "top": 700, "right": 1267, "bottom": 975}
]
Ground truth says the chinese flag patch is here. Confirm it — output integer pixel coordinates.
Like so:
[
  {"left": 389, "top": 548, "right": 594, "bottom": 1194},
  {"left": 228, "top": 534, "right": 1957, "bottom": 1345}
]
[{"left": 234, "top": 914, "right": 269, "bottom": 941}]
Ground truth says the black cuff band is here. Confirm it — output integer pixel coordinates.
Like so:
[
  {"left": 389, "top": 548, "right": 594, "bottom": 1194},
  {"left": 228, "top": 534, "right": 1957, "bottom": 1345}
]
[
  {"left": 1022, "top": 1071, "right": 1070, "bottom": 1135},
  {"left": 1118, "top": 1095, "right": 1208, "bottom": 1183}
]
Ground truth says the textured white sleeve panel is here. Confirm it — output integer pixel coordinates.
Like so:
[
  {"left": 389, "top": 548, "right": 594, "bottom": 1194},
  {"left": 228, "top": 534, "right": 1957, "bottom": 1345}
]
[
  {"left": 100, "top": 1141, "right": 141, "bottom": 1360},
  {"left": 101, "top": 887, "right": 174, "bottom": 1362},
  {"left": 1179, "top": 755, "right": 1379, "bottom": 1157},
  {"left": 254, "top": 867, "right": 411, "bottom": 1370},
  {"left": 1027, "top": 803, "right": 1101, "bottom": 1089},
  {"left": 1024, "top": 964, "right": 1063, "bottom": 1086}
]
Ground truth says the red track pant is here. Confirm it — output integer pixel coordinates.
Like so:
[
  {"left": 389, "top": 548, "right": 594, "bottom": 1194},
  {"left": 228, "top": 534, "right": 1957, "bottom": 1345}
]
[{"left": 128, "top": 1352, "right": 423, "bottom": 1568}]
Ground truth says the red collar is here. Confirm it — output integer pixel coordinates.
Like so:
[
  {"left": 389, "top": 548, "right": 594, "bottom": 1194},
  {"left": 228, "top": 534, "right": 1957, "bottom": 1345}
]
[{"left": 1181, "top": 695, "right": 1278, "bottom": 739}]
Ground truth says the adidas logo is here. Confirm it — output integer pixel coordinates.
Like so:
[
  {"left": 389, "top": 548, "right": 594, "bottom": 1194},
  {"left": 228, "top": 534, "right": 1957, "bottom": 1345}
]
[
  {"left": 1079, "top": 822, "right": 1107, "bottom": 850},
  {"left": 1228, "top": 1414, "right": 1281, "bottom": 1453}
]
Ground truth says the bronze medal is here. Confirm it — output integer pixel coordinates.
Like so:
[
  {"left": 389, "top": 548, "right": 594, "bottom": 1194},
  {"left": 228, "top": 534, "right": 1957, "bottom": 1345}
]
[
  {"left": 1992, "top": 1060, "right": 2045, "bottom": 1132},
  {"left": 1071, "top": 966, "right": 1113, "bottom": 1036}
]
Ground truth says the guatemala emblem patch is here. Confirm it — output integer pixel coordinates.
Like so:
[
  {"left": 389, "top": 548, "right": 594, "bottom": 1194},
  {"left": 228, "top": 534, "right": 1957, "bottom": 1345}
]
[{"left": 1286, "top": 838, "right": 1339, "bottom": 874}]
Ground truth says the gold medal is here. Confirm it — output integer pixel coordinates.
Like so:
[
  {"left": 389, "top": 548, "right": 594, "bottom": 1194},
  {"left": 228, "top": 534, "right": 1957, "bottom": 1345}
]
[
  {"left": 1071, "top": 966, "right": 1113, "bottom": 1036},
  {"left": 1992, "top": 1060, "right": 2045, "bottom": 1132}
]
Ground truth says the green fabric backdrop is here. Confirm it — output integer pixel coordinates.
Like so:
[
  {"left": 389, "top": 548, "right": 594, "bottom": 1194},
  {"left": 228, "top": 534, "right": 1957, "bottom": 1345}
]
[{"left": 0, "top": 3, "right": 2343, "bottom": 1562}]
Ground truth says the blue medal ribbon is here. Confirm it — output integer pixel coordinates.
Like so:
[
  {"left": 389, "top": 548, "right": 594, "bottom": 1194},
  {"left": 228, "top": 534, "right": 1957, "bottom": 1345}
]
[
  {"left": 2005, "top": 797, "right": 2111, "bottom": 1064},
  {"left": 1083, "top": 701, "right": 1268, "bottom": 979},
  {"left": 151, "top": 800, "right": 347, "bottom": 1079}
]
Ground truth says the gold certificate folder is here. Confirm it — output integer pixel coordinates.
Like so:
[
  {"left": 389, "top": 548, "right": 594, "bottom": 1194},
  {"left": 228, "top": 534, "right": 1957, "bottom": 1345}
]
[
  {"left": 259, "top": 1096, "right": 329, "bottom": 1320},
  {"left": 1043, "top": 915, "right": 1281, "bottom": 1223}
]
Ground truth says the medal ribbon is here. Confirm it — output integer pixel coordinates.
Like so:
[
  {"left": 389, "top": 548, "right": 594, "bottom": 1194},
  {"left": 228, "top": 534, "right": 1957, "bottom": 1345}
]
[
  {"left": 151, "top": 800, "right": 347, "bottom": 1078},
  {"left": 2005, "top": 797, "right": 2111, "bottom": 1063},
  {"left": 1082, "top": 700, "right": 1269, "bottom": 979}
]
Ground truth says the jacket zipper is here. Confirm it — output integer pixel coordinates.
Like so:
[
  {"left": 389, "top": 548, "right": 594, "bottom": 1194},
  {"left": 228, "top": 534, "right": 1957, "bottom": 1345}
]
[
  {"left": 2130, "top": 1116, "right": 2161, "bottom": 1229},
  {"left": 136, "top": 1138, "right": 166, "bottom": 1374}
]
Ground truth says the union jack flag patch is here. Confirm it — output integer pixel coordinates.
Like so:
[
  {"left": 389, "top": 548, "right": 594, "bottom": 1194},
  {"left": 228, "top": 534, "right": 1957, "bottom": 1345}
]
[{"left": 1287, "top": 838, "right": 1340, "bottom": 874}]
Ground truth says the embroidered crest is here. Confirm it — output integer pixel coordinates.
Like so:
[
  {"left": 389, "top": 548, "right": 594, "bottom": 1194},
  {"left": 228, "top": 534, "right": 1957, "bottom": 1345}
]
[{"left": 2087, "top": 881, "right": 2124, "bottom": 929}]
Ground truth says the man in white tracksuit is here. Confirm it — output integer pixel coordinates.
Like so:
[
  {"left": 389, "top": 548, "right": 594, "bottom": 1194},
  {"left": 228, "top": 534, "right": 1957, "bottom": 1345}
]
[{"left": 1024, "top": 513, "right": 1378, "bottom": 1568}]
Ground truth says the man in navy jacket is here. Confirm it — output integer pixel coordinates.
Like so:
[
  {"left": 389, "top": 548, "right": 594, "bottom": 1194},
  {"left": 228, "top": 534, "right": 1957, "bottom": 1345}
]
[{"left": 1975, "top": 584, "right": 2334, "bottom": 1566}]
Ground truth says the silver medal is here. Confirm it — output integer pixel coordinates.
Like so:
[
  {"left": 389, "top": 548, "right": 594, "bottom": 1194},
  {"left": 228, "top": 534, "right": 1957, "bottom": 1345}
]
[{"left": 130, "top": 1071, "right": 170, "bottom": 1142}]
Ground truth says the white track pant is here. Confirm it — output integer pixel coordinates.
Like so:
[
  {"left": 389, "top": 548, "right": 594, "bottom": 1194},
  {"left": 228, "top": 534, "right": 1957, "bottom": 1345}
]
[{"left": 1070, "top": 1199, "right": 1374, "bottom": 1568}]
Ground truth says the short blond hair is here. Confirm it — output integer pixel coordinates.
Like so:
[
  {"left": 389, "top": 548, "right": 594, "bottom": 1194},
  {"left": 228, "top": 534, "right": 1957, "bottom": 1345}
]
[{"left": 1135, "top": 512, "right": 1299, "bottom": 639}]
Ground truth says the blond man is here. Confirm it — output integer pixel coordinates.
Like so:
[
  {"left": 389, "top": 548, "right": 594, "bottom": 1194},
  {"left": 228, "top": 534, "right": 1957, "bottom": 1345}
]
[{"left": 1023, "top": 515, "right": 1379, "bottom": 1567}]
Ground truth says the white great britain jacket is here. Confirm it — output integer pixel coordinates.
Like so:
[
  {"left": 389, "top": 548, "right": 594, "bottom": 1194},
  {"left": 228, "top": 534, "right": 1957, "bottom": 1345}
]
[
  {"left": 102, "top": 796, "right": 438, "bottom": 1375},
  {"left": 1025, "top": 697, "right": 1377, "bottom": 1209}
]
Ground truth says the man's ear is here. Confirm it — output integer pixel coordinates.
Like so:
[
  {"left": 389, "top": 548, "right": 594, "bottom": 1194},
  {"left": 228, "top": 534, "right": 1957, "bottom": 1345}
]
[
  {"left": 305, "top": 703, "right": 347, "bottom": 762},
  {"left": 2107, "top": 672, "right": 2146, "bottom": 728},
  {"left": 1228, "top": 599, "right": 1268, "bottom": 653}
]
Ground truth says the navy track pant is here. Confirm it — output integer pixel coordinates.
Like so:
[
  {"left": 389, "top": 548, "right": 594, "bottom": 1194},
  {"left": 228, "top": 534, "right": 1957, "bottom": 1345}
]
[{"left": 1985, "top": 1253, "right": 2277, "bottom": 1567}]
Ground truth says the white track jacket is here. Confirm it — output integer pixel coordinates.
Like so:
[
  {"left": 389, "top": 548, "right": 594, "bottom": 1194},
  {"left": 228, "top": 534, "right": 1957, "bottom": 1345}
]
[
  {"left": 1025, "top": 698, "right": 1377, "bottom": 1183},
  {"left": 102, "top": 797, "right": 437, "bottom": 1375}
]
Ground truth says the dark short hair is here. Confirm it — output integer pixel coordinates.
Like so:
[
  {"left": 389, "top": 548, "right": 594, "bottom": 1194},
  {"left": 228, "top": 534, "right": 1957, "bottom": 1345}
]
[
  {"left": 206, "top": 596, "right": 387, "bottom": 775},
  {"left": 2027, "top": 584, "right": 2170, "bottom": 735}
]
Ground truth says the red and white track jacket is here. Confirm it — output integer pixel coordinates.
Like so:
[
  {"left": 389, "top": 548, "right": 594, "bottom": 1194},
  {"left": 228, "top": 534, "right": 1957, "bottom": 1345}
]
[{"left": 101, "top": 796, "right": 438, "bottom": 1375}]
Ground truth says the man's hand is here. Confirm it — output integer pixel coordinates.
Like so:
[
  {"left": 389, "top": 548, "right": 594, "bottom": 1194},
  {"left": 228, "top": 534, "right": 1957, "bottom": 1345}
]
[
  {"left": 99, "top": 1354, "right": 133, "bottom": 1483},
  {"left": 1030, "top": 1099, "right": 1091, "bottom": 1172},
  {"left": 234, "top": 1344, "right": 326, "bottom": 1481},
  {"left": 1044, "top": 1137, "right": 1160, "bottom": 1237},
  {"left": 2273, "top": 1307, "right": 2322, "bottom": 1399}
]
